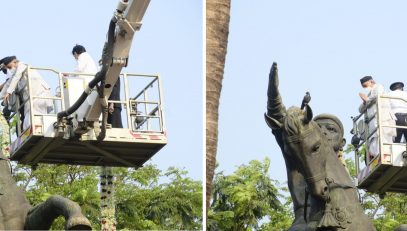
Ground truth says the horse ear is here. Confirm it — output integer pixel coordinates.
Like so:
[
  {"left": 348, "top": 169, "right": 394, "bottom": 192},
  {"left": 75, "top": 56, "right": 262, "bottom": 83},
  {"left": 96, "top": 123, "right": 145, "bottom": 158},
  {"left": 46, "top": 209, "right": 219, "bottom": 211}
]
[
  {"left": 303, "top": 104, "right": 313, "bottom": 124},
  {"left": 264, "top": 113, "right": 283, "bottom": 129}
]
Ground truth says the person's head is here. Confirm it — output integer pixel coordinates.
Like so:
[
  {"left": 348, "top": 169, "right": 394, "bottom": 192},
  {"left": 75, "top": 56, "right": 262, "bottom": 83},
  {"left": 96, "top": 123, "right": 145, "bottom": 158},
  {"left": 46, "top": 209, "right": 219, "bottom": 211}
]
[
  {"left": 1, "top": 56, "right": 18, "bottom": 70},
  {"left": 390, "top": 82, "right": 404, "bottom": 91},
  {"left": 72, "top": 45, "right": 86, "bottom": 60},
  {"left": 314, "top": 114, "right": 344, "bottom": 152},
  {"left": 360, "top": 76, "right": 375, "bottom": 89}
]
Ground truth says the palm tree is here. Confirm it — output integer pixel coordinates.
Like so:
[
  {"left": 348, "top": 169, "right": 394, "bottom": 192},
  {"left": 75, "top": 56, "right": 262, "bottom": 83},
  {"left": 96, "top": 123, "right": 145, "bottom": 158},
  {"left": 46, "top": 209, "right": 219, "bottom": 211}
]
[{"left": 206, "top": 0, "right": 231, "bottom": 214}]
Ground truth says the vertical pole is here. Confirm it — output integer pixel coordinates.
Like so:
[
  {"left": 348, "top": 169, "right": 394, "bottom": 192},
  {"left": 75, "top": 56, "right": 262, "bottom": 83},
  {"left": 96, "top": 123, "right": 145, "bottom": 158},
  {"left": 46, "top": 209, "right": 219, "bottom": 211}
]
[
  {"left": 123, "top": 74, "right": 131, "bottom": 130},
  {"left": 143, "top": 86, "right": 149, "bottom": 131},
  {"left": 376, "top": 95, "right": 383, "bottom": 162},
  {"left": 157, "top": 75, "right": 165, "bottom": 132},
  {"left": 354, "top": 149, "right": 362, "bottom": 202},
  {"left": 59, "top": 72, "right": 65, "bottom": 111},
  {"left": 27, "top": 66, "right": 34, "bottom": 131},
  {"left": 100, "top": 166, "right": 116, "bottom": 231}
]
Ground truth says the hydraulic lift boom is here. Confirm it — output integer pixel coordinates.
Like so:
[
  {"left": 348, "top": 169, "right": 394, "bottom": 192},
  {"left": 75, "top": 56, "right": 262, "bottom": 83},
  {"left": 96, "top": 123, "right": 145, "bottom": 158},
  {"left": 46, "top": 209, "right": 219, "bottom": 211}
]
[
  {"left": 57, "top": 0, "right": 151, "bottom": 139},
  {"left": 87, "top": 0, "right": 150, "bottom": 121}
]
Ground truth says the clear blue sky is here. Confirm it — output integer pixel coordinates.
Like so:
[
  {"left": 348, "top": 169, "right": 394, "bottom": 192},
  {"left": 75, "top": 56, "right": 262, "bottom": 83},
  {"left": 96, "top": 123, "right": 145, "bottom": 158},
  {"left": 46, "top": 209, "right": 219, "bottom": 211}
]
[
  {"left": 217, "top": 1, "right": 407, "bottom": 185},
  {"left": 0, "top": 1, "right": 202, "bottom": 180}
]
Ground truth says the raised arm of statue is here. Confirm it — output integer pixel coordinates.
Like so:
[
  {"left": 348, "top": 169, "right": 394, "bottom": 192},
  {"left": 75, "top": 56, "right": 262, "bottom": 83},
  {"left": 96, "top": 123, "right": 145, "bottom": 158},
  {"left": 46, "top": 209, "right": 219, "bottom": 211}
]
[{"left": 265, "top": 62, "right": 287, "bottom": 129}]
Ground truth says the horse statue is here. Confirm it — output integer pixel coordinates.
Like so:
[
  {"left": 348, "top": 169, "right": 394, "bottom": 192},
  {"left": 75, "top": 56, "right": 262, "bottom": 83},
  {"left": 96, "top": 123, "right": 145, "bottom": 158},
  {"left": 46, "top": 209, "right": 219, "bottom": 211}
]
[
  {"left": 0, "top": 150, "right": 91, "bottom": 230},
  {"left": 265, "top": 62, "right": 375, "bottom": 230},
  {"left": 270, "top": 105, "right": 375, "bottom": 230}
]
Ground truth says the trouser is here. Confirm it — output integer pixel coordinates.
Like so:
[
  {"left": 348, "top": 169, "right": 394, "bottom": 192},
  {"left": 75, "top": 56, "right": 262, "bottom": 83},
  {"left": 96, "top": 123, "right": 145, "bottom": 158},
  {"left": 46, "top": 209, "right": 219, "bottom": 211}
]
[
  {"left": 107, "top": 108, "right": 123, "bottom": 128},
  {"left": 394, "top": 113, "right": 407, "bottom": 143},
  {"left": 2, "top": 106, "right": 11, "bottom": 124}
]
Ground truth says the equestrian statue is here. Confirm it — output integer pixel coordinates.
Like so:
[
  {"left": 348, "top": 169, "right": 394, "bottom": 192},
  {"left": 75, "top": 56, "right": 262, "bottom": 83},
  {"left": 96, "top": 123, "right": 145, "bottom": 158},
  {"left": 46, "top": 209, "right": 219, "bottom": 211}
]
[{"left": 264, "top": 62, "right": 375, "bottom": 230}]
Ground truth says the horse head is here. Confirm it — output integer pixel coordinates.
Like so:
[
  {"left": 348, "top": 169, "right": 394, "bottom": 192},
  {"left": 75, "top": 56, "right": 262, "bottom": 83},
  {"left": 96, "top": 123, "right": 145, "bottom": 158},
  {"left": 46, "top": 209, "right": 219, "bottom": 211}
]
[{"left": 268, "top": 104, "right": 332, "bottom": 201}]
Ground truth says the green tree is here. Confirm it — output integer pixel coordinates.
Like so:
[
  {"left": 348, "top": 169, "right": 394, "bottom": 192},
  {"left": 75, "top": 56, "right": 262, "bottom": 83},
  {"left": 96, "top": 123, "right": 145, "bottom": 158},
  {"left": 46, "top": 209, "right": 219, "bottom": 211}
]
[
  {"left": 12, "top": 164, "right": 202, "bottom": 230},
  {"left": 208, "top": 158, "right": 292, "bottom": 231},
  {"left": 114, "top": 166, "right": 203, "bottom": 230}
]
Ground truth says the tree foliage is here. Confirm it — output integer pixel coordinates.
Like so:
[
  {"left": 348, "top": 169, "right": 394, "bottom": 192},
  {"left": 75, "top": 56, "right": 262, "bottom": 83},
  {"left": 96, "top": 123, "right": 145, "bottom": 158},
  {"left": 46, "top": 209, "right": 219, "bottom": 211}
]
[
  {"left": 12, "top": 163, "right": 202, "bottom": 230},
  {"left": 208, "top": 158, "right": 292, "bottom": 231},
  {"left": 210, "top": 150, "right": 407, "bottom": 231}
]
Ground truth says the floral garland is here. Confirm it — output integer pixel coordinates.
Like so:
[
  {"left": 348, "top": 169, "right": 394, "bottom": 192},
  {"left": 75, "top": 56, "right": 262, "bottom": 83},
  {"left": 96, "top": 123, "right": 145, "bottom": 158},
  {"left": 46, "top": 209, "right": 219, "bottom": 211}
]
[{"left": 100, "top": 166, "right": 116, "bottom": 231}]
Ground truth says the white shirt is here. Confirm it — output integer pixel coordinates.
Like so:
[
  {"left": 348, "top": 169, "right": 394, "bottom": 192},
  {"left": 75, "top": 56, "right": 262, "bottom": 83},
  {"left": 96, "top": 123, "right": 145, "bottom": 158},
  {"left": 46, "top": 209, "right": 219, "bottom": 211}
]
[
  {"left": 74, "top": 52, "right": 97, "bottom": 80},
  {"left": 387, "top": 90, "right": 407, "bottom": 114},
  {"left": 367, "top": 84, "right": 385, "bottom": 102},
  {"left": 0, "top": 71, "right": 13, "bottom": 98},
  {"left": 360, "top": 83, "right": 385, "bottom": 117}
]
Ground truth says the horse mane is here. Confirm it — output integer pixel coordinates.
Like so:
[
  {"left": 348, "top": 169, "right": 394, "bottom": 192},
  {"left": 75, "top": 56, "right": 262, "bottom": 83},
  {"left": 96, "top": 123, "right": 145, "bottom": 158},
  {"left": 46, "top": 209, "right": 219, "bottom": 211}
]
[{"left": 284, "top": 106, "right": 306, "bottom": 136}]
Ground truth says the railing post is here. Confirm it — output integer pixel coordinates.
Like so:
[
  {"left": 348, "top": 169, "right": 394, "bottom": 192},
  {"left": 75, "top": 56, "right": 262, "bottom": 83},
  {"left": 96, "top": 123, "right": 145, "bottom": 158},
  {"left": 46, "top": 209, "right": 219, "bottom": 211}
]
[
  {"left": 123, "top": 74, "right": 132, "bottom": 130},
  {"left": 27, "top": 66, "right": 34, "bottom": 132},
  {"left": 157, "top": 75, "right": 165, "bottom": 132},
  {"left": 377, "top": 95, "right": 383, "bottom": 163}
]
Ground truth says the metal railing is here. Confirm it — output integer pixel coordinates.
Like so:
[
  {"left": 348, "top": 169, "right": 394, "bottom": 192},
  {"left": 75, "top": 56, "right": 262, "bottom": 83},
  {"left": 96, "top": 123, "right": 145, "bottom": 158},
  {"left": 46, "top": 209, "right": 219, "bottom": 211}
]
[
  {"left": 351, "top": 94, "right": 407, "bottom": 177},
  {"left": 7, "top": 66, "right": 165, "bottom": 140}
]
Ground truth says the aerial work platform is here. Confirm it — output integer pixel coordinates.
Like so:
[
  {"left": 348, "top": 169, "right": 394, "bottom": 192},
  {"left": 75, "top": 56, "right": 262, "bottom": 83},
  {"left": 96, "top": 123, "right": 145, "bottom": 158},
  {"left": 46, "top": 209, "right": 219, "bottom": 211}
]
[
  {"left": 356, "top": 143, "right": 407, "bottom": 193},
  {"left": 10, "top": 130, "right": 166, "bottom": 167},
  {"left": 7, "top": 67, "right": 167, "bottom": 167},
  {"left": 351, "top": 94, "right": 407, "bottom": 194}
]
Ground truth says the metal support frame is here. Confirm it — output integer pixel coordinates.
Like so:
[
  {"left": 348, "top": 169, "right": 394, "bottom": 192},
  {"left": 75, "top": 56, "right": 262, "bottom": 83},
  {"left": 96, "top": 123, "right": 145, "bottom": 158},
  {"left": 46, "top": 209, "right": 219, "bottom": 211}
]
[{"left": 80, "top": 142, "right": 134, "bottom": 167}]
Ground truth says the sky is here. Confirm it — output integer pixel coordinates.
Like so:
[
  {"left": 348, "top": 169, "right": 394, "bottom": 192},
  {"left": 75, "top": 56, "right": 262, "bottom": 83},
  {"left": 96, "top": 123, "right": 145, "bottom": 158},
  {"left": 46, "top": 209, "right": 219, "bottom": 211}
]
[
  {"left": 217, "top": 1, "right": 407, "bottom": 186},
  {"left": 0, "top": 1, "right": 203, "bottom": 181}
]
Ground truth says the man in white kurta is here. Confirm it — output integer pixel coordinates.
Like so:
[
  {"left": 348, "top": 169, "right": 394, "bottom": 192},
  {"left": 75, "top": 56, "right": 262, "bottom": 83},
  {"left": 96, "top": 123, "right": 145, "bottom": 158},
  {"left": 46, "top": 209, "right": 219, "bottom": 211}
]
[
  {"left": 2, "top": 56, "right": 52, "bottom": 131},
  {"left": 359, "top": 76, "right": 396, "bottom": 159}
]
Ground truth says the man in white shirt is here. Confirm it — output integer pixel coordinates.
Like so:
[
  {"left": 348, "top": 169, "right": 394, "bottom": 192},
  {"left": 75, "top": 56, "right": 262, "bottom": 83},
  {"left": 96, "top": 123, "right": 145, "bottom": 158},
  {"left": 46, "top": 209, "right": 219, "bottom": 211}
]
[
  {"left": 388, "top": 82, "right": 407, "bottom": 143},
  {"left": 359, "top": 76, "right": 395, "bottom": 158},
  {"left": 66, "top": 45, "right": 98, "bottom": 82}
]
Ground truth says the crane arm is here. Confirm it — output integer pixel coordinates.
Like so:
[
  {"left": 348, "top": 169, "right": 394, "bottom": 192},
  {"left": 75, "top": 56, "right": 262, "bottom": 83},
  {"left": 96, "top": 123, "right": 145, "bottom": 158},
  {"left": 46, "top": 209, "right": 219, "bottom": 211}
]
[
  {"left": 56, "top": 0, "right": 150, "bottom": 139},
  {"left": 86, "top": 0, "right": 151, "bottom": 121}
]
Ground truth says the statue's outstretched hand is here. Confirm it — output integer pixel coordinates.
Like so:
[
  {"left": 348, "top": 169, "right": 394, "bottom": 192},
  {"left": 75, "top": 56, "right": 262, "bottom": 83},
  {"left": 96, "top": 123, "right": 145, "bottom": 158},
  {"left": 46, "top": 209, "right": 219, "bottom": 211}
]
[
  {"left": 265, "top": 61, "right": 286, "bottom": 129},
  {"left": 268, "top": 62, "right": 279, "bottom": 98}
]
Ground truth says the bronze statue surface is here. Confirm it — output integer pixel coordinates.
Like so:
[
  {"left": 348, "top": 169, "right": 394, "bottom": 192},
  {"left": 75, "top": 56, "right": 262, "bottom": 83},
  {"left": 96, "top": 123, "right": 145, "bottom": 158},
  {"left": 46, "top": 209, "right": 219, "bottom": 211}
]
[
  {"left": 265, "top": 62, "right": 375, "bottom": 230},
  {"left": 0, "top": 151, "right": 91, "bottom": 230}
]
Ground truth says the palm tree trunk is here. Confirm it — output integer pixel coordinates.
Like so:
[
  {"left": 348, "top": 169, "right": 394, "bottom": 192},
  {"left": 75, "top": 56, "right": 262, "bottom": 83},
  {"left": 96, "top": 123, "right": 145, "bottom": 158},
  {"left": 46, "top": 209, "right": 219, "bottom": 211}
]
[{"left": 206, "top": 0, "right": 231, "bottom": 214}]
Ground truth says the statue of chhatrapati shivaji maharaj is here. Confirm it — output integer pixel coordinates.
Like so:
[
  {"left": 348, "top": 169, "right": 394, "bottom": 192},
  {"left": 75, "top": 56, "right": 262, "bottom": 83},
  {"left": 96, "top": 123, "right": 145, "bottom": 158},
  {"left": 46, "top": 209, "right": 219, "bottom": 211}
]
[{"left": 264, "top": 62, "right": 375, "bottom": 230}]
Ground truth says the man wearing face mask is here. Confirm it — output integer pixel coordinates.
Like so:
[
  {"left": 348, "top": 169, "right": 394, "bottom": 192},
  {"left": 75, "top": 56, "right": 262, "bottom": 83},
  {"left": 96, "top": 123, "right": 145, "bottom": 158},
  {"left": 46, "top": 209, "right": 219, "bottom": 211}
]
[
  {"left": 358, "top": 76, "right": 395, "bottom": 159},
  {"left": 359, "top": 76, "right": 384, "bottom": 109},
  {"left": 1, "top": 56, "right": 53, "bottom": 131}
]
